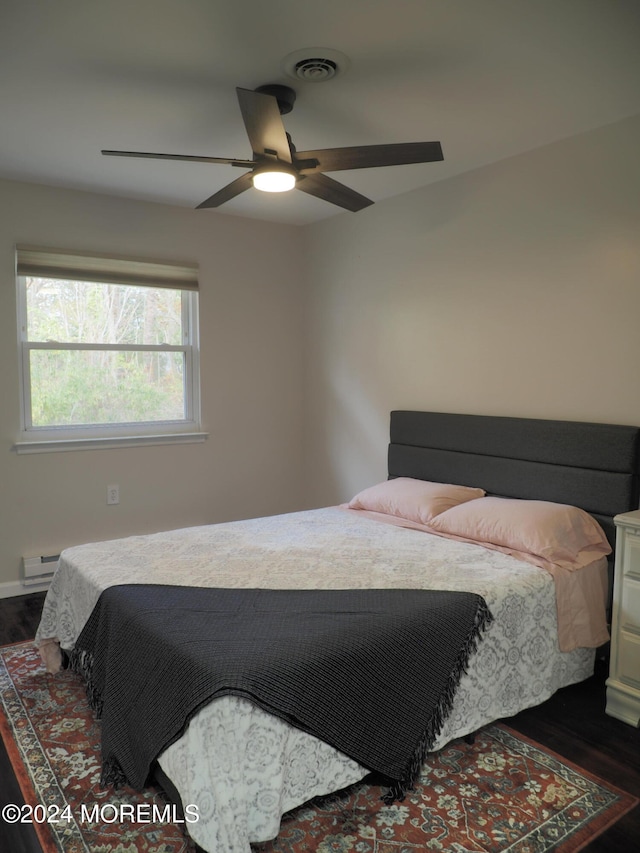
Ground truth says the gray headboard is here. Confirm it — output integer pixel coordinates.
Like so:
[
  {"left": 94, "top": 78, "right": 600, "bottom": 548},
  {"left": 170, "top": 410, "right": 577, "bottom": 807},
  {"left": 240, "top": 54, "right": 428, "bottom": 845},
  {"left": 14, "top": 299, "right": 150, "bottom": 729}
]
[{"left": 388, "top": 411, "right": 640, "bottom": 551}]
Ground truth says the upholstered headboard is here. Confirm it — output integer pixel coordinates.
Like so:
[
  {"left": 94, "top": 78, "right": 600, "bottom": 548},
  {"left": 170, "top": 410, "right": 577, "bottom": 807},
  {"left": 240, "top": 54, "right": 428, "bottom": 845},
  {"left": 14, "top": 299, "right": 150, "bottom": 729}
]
[{"left": 388, "top": 411, "right": 640, "bottom": 551}]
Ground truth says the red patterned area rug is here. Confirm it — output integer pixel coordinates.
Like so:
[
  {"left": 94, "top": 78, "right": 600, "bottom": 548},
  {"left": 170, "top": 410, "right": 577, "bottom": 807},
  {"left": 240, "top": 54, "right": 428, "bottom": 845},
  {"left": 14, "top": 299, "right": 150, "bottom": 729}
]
[{"left": 1, "top": 641, "right": 636, "bottom": 853}]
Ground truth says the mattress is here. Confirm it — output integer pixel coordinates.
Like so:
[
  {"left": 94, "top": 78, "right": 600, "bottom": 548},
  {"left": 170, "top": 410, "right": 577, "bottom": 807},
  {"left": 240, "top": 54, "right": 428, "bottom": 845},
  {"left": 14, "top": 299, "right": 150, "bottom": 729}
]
[{"left": 35, "top": 506, "right": 599, "bottom": 852}]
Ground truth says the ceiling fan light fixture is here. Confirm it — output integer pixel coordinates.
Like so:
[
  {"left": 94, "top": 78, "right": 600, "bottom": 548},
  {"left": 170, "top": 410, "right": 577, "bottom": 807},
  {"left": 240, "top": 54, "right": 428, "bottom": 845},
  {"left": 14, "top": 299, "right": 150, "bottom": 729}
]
[
  {"left": 252, "top": 167, "right": 296, "bottom": 193},
  {"left": 103, "top": 80, "right": 443, "bottom": 213}
]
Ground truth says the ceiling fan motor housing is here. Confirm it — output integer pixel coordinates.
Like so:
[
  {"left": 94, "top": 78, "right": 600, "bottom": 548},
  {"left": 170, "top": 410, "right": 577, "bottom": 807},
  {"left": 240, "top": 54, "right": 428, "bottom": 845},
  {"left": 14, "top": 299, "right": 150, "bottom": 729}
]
[{"left": 254, "top": 84, "right": 296, "bottom": 115}]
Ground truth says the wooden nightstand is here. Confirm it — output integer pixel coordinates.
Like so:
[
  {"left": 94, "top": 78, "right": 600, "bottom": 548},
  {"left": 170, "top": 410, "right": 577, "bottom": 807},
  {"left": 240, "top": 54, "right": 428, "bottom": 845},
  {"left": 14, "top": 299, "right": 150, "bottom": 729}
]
[{"left": 606, "top": 510, "right": 640, "bottom": 726}]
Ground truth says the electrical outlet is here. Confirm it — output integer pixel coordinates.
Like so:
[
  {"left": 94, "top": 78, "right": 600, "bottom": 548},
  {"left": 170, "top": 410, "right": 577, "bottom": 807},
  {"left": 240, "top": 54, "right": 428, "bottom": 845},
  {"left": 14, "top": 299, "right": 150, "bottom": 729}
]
[{"left": 107, "top": 484, "right": 120, "bottom": 505}]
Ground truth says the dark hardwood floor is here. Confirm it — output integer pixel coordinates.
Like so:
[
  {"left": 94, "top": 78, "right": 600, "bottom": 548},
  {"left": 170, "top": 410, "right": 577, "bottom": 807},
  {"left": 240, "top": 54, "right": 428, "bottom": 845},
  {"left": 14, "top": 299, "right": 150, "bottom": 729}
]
[{"left": 1, "top": 592, "right": 638, "bottom": 851}]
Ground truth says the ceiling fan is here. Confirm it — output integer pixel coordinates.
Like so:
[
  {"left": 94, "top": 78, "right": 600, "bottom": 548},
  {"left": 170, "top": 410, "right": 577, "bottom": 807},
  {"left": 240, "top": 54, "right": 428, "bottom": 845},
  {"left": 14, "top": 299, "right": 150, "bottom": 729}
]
[{"left": 102, "top": 84, "right": 444, "bottom": 212}]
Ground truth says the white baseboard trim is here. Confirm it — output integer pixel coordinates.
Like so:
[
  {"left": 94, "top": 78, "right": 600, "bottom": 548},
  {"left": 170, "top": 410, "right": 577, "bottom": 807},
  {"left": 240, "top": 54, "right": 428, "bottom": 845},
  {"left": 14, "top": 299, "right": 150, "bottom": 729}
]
[{"left": 0, "top": 578, "right": 50, "bottom": 599}]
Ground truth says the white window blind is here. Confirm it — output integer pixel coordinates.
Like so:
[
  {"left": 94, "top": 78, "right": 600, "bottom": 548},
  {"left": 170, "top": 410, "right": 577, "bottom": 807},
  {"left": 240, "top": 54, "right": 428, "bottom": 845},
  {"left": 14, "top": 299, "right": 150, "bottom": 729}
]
[{"left": 16, "top": 246, "right": 198, "bottom": 290}]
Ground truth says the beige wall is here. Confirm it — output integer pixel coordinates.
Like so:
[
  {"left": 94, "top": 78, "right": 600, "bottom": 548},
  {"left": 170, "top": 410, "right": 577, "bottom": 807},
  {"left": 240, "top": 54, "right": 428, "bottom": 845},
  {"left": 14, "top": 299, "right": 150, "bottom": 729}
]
[
  {"left": 2, "top": 113, "right": 639, "bottom": 593},
  {"left": 0, "top": 179, "right": 306, "bottom": 593},
  {"left": 303, "top": 114, "right": 640, "bottom": 506}
]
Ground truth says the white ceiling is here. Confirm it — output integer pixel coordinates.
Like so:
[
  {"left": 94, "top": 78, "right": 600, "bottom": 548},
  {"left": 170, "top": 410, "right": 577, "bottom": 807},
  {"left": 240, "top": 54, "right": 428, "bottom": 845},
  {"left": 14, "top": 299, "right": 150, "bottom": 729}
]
[{"left": 2, "top": 0, "right": 639, "bottom": 225}]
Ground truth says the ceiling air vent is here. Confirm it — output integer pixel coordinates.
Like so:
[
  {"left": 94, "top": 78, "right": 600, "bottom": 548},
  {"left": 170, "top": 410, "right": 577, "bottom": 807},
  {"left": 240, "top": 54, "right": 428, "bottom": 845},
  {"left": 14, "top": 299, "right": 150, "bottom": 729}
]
[
  {"left": 294, "top": 57, "right": 338, "bottom": 81},
  {"left": 282, "top": 48, "right": 350, "bottom": 82}
]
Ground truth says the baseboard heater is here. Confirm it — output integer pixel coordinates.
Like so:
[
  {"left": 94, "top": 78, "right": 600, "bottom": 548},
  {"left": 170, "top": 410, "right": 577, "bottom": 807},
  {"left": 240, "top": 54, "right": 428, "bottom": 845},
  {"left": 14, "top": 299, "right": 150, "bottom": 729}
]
[{"left": 22, "top": 554, "right": 60, "bottom": 587}]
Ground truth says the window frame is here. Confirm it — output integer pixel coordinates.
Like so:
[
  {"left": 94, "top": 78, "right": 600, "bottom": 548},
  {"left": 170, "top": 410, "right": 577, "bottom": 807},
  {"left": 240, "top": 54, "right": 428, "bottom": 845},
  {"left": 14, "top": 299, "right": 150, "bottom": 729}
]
[{"left": 14, "top": 247, "right": 206, "bottom": 454}]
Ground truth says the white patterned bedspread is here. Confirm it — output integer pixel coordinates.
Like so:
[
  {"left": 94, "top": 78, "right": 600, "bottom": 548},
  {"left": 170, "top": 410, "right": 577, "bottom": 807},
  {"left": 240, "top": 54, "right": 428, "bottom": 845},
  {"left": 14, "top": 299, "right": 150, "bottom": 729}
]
[{"left": 35, "top": 507, "right": 597, "bottom": 853}]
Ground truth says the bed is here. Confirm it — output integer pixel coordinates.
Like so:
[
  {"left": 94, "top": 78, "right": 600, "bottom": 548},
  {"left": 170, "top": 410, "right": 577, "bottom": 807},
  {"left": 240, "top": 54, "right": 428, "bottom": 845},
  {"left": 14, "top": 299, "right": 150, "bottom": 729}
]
[{"left": 35, "top": 410, "right": 640, "bottom": 853}]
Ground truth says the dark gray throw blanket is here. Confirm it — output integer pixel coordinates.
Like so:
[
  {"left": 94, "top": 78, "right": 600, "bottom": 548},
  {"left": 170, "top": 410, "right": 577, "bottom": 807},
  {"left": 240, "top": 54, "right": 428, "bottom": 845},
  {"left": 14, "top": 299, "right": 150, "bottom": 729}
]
[{"left": 71, "top": 584, "right": 492, "bottom": 801}]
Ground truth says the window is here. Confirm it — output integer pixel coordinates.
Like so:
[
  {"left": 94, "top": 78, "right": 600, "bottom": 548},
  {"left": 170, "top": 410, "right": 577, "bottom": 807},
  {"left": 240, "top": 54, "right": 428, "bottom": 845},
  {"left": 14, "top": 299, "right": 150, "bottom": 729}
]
[{"left": 15, "top": 247, "right": 204, "bottom": 453}]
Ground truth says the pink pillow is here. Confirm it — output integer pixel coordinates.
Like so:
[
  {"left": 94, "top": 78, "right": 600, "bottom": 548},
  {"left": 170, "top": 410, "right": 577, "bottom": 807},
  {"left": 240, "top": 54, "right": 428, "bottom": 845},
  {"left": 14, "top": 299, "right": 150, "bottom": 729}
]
[
  {"left": 348, "top": 478, "right": 485, "bottom": 525},
  {"left": 428, "top": 496, "right": 611, "bottom": 565}
]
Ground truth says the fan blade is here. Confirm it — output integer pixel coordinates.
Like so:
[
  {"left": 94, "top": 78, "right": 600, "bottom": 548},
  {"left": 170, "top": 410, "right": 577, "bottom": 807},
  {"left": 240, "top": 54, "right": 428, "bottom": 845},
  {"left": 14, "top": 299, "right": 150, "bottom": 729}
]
[
  {"left": 102, "top": 149, "right": 255, "bottom": 167},
  {"left": 196, "top": 172, "right": 254, "bottom": 209},
  {"left": 236, "top": 88, "right": 292, "bottom": 163},
  {"left": 296, "top": 173, "right": 373, "bottom": 212},
  {"left": 295, "top": 141, "right": 443, "bottom": 173}
]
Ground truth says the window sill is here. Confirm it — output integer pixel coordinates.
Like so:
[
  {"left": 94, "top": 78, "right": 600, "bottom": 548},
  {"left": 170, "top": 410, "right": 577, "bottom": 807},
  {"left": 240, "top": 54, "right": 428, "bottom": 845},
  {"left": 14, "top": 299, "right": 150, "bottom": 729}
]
[{"left": 13, "top": 431, "right": 209, "bottom": 454}]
